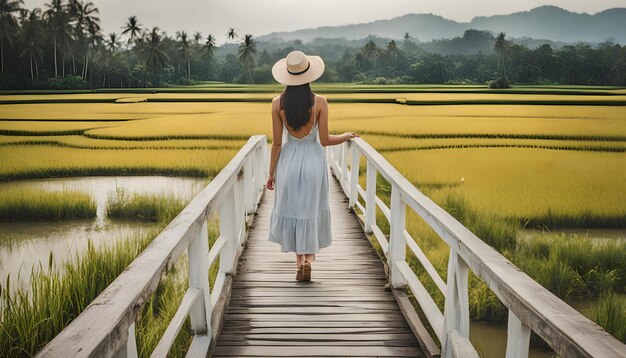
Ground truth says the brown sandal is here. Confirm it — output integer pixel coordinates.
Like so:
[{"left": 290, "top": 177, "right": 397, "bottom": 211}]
[
  {"left": 302, "top": 260, "right": 311, "bottom": 281},
  {"left": 296, "top": 264, "right": 304, "bottom": 281}
]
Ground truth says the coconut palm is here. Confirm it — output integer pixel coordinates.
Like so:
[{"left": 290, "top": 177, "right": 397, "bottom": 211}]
[
  {"left": 121, "top": 15, "right": 141, "bottom": 45},
  {"left": 68, "top": 0, "right": 99, "bottom": 75},
  {"left": 203, "top": 33, "right": 216, "bottom": 56},
  {"left": 45, "top": 0, "right": 73, "bottom": 76},
  {"left": 226, "top": 27, "right": 237, "bottom": 43},
  {"left": 493, "top": 32, "right": 509, "bottom": 80},
  {"left": 83, "top": 19, "right": 101, "bottom": 80},
  {"left": 17, "top": 8, "right": 43, "bottom": 79},
  {"left": 0, "top": 0, "right": 24, "bottom": 73},
  {"left": 238, "top": 33, "right": 255, "bottom": 83},
  {"left": 385, "top": 40, "right": 398, "bottom": 66},
  {"left": 176, "top": 30, "right": 192, "bottom": 79},
  {"left": 105, "top": 32, "right": 120, "bottom": 52},
  {"left": 137, "top": 26, "right": 169, "bottom": 73},
  {"left": 193, "top": 31, "right": 202, "bottom": 44}
]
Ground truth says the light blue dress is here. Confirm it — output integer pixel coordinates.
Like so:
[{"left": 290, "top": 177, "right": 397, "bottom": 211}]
[{"left": 268, "top": 95, "right": 332, "bottom": 254}]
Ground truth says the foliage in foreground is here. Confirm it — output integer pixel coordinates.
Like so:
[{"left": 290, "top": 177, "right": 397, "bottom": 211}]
[{"left": 0, "top": 228, "right": 159, "bottom": 357}]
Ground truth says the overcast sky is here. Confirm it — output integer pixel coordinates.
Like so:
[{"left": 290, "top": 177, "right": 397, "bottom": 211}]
[{"left": 23, "top": 0, "right": 626, "bottom": 45}]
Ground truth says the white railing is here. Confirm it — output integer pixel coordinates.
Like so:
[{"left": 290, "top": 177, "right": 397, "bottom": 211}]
[
  {"left": 37, "top": 135, "right": 268, "bottom": 358},
  {"left": 327, "top": 138, "right": 626, "bottom": 358}
]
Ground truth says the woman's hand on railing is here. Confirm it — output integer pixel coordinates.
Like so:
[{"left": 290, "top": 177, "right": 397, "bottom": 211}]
[
  {"left": 342, "top": 132, "right": 359, "bottom": 142},
  {"left": 266, "top": 173, "right": 275, "bottom": 190}
]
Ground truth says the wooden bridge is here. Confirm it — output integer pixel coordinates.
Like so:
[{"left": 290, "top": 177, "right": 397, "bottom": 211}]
[{"left": 38, "top": 135, "right": 625, "bottom": 358}]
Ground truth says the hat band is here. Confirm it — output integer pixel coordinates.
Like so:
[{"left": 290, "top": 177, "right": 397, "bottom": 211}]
[{"left": 287, "top": 61, "right": 310, "bottom": 75}]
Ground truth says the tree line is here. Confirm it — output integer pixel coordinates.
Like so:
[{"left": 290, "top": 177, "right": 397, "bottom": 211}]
[{"left": 1, "top": 0, "right": 625, "bottom": 89}]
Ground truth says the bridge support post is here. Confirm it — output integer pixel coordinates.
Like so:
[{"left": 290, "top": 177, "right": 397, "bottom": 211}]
[
  {"left": 389, "top": 186, "right": 407, "bottom": 287},
  {"left": 340, "top": 141, "right": 349, "bottom": 183},
  {"left": 442, "top": 249, "right": 470, "bottom": 358},
  {"left": 505, "top": 309, "right": 531, "bottom": 358},
  {"left": 113, "top": 322, "right": 138, "bottom": 358},
  {"left": 220, "top": 186, "right": 237, "bottom": 274},
  {"left": 235, "top": 170, "right": 246, "bottom": 246},
  {"left": 244, "top": 157, "right": 254, "bottom": 214},
  {"left": 188, "top": 219, "right": 212, "bottom": 337},
  {"left": 365, "top": 161, "right": 376, "bottom": 233},
  {"left": 349, "top": 146, "right": 361, "bottom": 207}
]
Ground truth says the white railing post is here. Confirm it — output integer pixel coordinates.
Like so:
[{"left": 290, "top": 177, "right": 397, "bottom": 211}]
[
  {"left": 114, "top": 322, "right": 138, "bottom": 358},
  {"left": 365, "top": 160, "right": 376, "bottom": 233},
  {"left": 389, "top": 185, "right": 407, "bottom": 287},
  {"left": 340, "top": 141, "right": 349, "bottom": 184},
  {"left": 234, "top": 171, "right": 245, "bottom": 246},
  {"left": 220, "top": 185, "right": 237, "bottom": 274},
  {"left": 442, "top": 249, "right": 470, "bottom": 358},
  {"left": 243, "top": 157, "right": 254, "bottom": 214},
  {"left": 349, "top": 145, "right": 360, "bottom": 207},
  {"left": 505, "top": 309, "right": 531, "bottom": 358},
  {"left": 188, "top": 218, "right": 212, "bottom": 337}
]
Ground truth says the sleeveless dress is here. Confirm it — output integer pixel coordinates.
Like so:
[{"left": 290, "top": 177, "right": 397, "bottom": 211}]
[{"left": 268, "top": 95, "right": 332, "bottom": 254}]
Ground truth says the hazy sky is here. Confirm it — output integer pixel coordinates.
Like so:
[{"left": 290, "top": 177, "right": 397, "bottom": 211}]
[{"left": 23, "top": 0, "right": 626, "bottom": 44}]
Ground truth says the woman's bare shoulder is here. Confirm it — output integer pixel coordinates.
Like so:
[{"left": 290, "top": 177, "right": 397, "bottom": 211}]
[{"left": 315, "top": 94, "right": 328, "bottom": 105}]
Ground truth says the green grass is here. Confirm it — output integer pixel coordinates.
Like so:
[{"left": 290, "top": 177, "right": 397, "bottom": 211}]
[
  {"left": 0, "top": 227, "right": 161, "bottom": 357},
  {"left": 0, "top": 188, "right": 96, "bottom": 221},
  {"left": 592, "top": 291, "right": 626, "bottom": 343},
  {"left": 0, "top": 194, "right": 222, "bottom": 357},
  {"left": 106, "top": 188, "right": 186, "bottom": 222}
]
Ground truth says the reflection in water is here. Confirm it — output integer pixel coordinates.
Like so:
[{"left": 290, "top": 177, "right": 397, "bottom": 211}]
[
  {"left": 0, "top": 176, "right": 208, "bottom": 292},
  {"left": 470, "top": 321, "right": 557, "bottom": 358}
]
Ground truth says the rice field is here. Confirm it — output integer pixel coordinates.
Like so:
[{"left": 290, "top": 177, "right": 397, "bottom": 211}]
[{"left": 0, "top": 83, "right": 625, "bottom": 354}]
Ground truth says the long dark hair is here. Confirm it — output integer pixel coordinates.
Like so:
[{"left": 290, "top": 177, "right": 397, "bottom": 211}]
[{"left": 279, "top": 83, "right": 314, "bottom": 131}]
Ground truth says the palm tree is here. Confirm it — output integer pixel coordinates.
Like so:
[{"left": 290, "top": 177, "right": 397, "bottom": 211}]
[
  {"left": 493, "top": 32, "right": 509, "bottom": 80},
  {"left": 203, "top": 33, "right": 216, "bottom": 56},
  {"left": 45, "top": 0, "right": 72, "bottom": 76},
  {"left": 226, "top": 27, "right": 237, "bottom": 43},
  {"left": 193, "top": 31, "right": 202, "bottom": 44},
  {"left": 137, "top": 26, "right": 169, "bottom": 74},
  {"left": 176, "top": 30, "right": 192, "bottom": 79},
  {"left": 238, "top": 33, "right": 255, "bottom": 83},
  {"left": 17, "top": 8, "right": 43, "bottom": 79},
  {"left": 121, "top": 15, "right": 141, "bottom": 45},
  {"left": 385, "top": 40, "right": 398, "bottom": 66},
  {"left": 68, "top": 0, "right": 99, "bottom": 76},
  {"left": 83, "top": 19, "right": 101, "bottom": 80},
  {"left": 105, "top": 32, "right": 120, "bottom": 52},
  {"left": 0, "top": 0, "right": 23, "bottom": 73}
]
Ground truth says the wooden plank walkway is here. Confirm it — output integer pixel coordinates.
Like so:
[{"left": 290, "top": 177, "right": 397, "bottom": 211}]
[{"left": 211, "top": 167, "right": 424, "bottom": 357}]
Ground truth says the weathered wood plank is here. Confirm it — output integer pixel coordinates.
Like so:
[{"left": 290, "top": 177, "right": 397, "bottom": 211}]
[
  {"left": 211, "top": 345, "right": 423, "bottom": 357},
  {"left": 211, "top": 168, "right": 424, "bottom": 357}
]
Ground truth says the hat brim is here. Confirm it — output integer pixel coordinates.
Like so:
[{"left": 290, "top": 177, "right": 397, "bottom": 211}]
[{"left": 272, "top": 55, "right": 325, "bottom": 86}]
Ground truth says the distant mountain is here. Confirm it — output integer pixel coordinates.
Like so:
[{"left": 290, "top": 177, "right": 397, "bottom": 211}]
[{"left": 257, "top": 6, "right": 626, "bottom": 44}]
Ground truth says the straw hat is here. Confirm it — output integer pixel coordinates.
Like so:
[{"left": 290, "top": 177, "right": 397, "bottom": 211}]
[{"left": 272, "top": 50, "right": 325, "bottom": 86}]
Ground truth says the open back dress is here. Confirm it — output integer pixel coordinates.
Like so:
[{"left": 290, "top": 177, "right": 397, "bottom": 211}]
[{"left": 268, "top": 95, "right": 332, "bottom": 254}]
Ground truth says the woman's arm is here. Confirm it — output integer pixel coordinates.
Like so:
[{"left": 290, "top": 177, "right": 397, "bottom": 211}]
[
  {"left": 317, "top": 96, "right": 358, "bottom": 147},
  {"left": 267, "top": 97, "right": 283, "bottom": 190}
]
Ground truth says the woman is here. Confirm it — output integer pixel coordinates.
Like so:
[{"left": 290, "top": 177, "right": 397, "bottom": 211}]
[{"left": 267, "top": 50, "right": 358, "bottom": 282}]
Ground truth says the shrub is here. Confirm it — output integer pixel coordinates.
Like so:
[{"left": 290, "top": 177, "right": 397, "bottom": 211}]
[{"left": 47, "top": 75, "right": 90, "bottom": 90}]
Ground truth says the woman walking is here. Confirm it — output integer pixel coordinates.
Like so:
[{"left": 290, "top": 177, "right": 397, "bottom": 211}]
[{"left": 267, "top": 50, "right": 358, "bottom": 282}]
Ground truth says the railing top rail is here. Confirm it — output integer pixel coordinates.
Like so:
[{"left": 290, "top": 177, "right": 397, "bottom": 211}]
[
  {"left": 347, "top": 137, "right": 624, "bottom": 357},
  {"left": 37, "top": 135, "right": 267, "bottom": 358}
]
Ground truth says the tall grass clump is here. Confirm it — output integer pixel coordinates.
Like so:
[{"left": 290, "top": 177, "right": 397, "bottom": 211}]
[
  {"left": 592, "top": 291, "right": 626, "bottom": 343},
  {"left": 106, "top": 188, "right": 186, "bottom": 222},
  {"left": 0, "top": 227, "right": 160, "bottom": 357},
  {"left": 441, "top": 191, "right": 518, "bottom": 252},
  {"left": 0, "top": 188, "right": 96, "bottom": 221}
]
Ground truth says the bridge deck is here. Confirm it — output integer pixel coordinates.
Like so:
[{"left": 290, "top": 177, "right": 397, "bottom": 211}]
[{"left": 211, "top": 169, "right": 425, "bottom": 357}]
